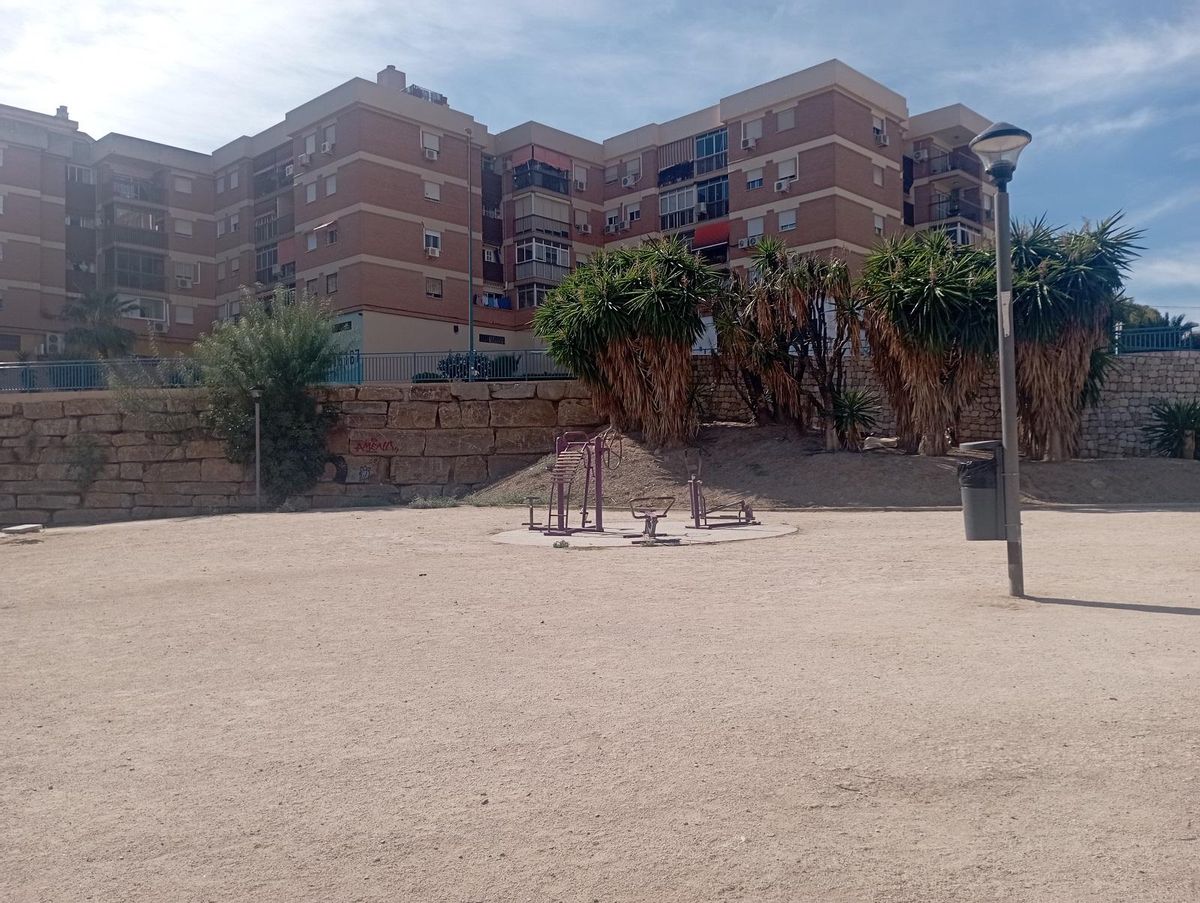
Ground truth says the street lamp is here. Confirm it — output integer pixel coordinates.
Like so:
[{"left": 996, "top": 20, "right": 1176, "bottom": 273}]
[
  {"left": 249, "top": 386, "right": 263, "bottom": 512},
  {"left": 969, "top": 121, "right": 1032, "bottom": 597},
  {"left": 465, "top": 126, "right": 476, "bottom": 381}
]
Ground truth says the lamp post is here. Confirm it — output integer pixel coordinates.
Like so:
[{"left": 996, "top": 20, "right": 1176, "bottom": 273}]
[
  {"left": 250, "top": 386, "right": 263, "bottom": 512},
  {"left": 465, "top": 126, "right": 476, "bottom": 381},
  {"left": 969, "top": 121, "right": 1033, "bottom": 598}
]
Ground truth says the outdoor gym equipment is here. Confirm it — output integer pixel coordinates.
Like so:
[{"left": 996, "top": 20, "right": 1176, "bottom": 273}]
[
  {"left": 538, "top": 428, "right": 622, "bottom": 536},
  {"left": 684, "top": 448, "right": 759, "bottom": 529},
  {"left": 629, "top": 496, "right": 680, "bottom": 546}
]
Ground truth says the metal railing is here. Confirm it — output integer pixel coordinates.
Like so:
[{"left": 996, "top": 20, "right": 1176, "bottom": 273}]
[
  {"left": 921, "top": 150, "right": 983, "bottom": 180},
  {"left": 513, "top": 214, "right": 571, "bottom": 238},
  {"left": 514, "top": 260, "right": 569, "bottom": 282},
  {"left": 1113, "top": 326, "right": 1198, "bottom": 354},
  {"left": 0, "top": 358, "right": 201, "bottom": 394},
  {"left": 929, "top": 198, "right": 984, "bottom": 224}
]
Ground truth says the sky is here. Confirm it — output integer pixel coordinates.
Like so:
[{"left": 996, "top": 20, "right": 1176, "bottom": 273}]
[{"left": 1, "top": 0, "right": 1197, "bottom": 317}]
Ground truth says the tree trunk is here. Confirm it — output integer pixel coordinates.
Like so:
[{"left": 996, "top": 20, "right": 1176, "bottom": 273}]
[
  {"left": 1183, "top": 429, "right": 1197, "bottom": 461},
  {"left": 824, "top": 420, "right": 839, "bottom": 452}
]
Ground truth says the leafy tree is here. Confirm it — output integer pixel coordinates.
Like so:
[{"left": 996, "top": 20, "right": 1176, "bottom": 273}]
[
  {"left": 60, "top": 291, "right": 137, "bottom": 359},
  {"left": 194, "top": 288, "right": 341, "bottom": 504},
  {"left": 534, "top": 237, "right": 716, "bottom": 445}
]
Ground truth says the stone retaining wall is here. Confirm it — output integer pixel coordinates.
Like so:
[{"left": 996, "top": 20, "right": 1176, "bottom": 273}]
[{"left": 0, "top": 381, "right": 602, "bottom": 527}]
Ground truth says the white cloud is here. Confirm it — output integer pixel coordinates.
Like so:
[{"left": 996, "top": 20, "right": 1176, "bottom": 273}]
[
  {"left": 1126, "top": 186, "right": 1200, "bottom": 227},
  {"left": 1127, "top": 243, "right": 1200, "bottom": 290},
  {"left": 1036, "top": 107, "right": 1167, "bottom": 149}
]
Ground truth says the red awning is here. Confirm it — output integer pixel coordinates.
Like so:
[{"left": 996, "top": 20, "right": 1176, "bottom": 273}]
[{"left": 693, "top": 221, "right": 730, "bottom": 249}]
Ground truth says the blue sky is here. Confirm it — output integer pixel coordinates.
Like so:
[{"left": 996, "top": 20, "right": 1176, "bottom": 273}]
[{"left": 1, "top": 0, "right": 1197, "bottom": 317}]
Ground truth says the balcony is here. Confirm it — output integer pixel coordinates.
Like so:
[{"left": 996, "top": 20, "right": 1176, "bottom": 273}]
[
  {"left": 482, "top": 260, "right": 504, "bottom": 284},
  {"left": 103, "top": 181, "right": 166, "bottom": 205},
  {"left": 255, "top": 262, "right": 295, "bottom": 286},
  {"left": 254, "top": 214, "right": 294, "bottom": 244},
  {"left": 102, "top": 224, "right": 168, "bottom": 249},
  {"left": 253, "top": 165, "right": 294, "bottom": 199},
  {"left": 107, "top": 271, "right": 166, "bottom": 293},
  {"left": 513, "top": 161, "right": 569, "bottom": 195},
  {"left": 514, "top": 260, "right": 569, "bottom": 283},
  {"left": 918, "top": 150, "right": 983, "bottom": 181},
  {"left": 483, "top": 215, "right": 503, "bottom": 245},
  {"left": 929, "top": 198, "right": 984, "bottom": 225},
  {"left": 514, "top": 214, "right": 570, "bottom": 238}
]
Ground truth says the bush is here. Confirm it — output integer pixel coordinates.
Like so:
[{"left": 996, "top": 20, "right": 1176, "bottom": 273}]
[
  {"left": 833, "top": 388, "right": 881, "bottom": 451},
  {"left": 194, "top": 289, "right": 341, "bottom": 504},
  {"left": 1143, "top": 399, "right": 1200, "bottom": 459},
  {"left": 412, "top": 371, "right": 448, "bottom": 383}
]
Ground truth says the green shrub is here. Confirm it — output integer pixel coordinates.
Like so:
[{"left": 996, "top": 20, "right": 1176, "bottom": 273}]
[
  {"left": 65, "top": 434, "right": 109, "bottom": 492},
  {"left": 412, "top": 371, "right": 448, "bottom": 383},
  {"left": 194, "top": 289, "right": 341, "bottom": 504},
  {"left": 833, "top": 387, "right": 881, "bottom": 450},
  {"left": 1143, "top": 399, "right": 1200, "bottom": 459},
  {"left": 407, "top": 495, "right": 459, "bottom": 508}
]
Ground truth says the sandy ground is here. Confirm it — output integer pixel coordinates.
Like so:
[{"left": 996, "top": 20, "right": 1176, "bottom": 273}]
[
  {"left": 3, "top": 506, "right": 1200, "bottom": 902},
  {"left": 468, "top": 424, "right": 1200, "bottom": 509}
]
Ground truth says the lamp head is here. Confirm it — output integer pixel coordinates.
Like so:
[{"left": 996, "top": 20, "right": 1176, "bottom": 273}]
[
  {"left": 249, "top": 386, "right": 262, "bottom": 400},
  {"left": 969, "top": 122, "right": 1032, "bottom": 187}
]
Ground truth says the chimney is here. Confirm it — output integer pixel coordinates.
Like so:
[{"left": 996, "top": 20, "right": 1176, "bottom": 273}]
[
  {"left": 56, "top": 105, "right": 69, "bottom": 120},
  {"left": 376, "top": 65, "right": 406, "bottom": 90}
]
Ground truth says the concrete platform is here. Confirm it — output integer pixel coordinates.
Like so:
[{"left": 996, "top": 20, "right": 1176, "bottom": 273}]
[{"left": 493, "top": 518, "right": 797, "bottom": 548}]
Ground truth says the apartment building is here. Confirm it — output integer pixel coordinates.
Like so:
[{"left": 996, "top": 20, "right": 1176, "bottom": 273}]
[{"left": 0, "top": 60, "right": 994, "bottom": 362}]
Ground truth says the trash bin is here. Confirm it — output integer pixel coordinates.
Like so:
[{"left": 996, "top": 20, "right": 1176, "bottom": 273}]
[{"left": 958, "top": 440, "right": 1005, "bottom": 541}]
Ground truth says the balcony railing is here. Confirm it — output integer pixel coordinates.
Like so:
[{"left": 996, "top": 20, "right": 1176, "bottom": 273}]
[
  {"left": 102, "top": 224, "right": 169, "bottom": 249},
  {"left": 514, "top": 214, "right": 570, "bottom": 238},
  {"left": 514, "top": 260, "right": 569, "bottom": 282},
  {"left": 106, "top": 182, "right": 166, "bottom": 205},
  {"left": 1113, "top": 326, "right": 1199, "bottom": 354},
  {"left": 482, "top": 260, "right": 504, "bottom": 284},
  {"left": 921, "top": 150, "right": 983, "bottom": 181},
  {"left": 326, "top": 350, "right": 570, "bottom": 384},
  {"left": 929, "top": 199, "right": 984, "bottom": 225},
  {"left": 254, "top": 214, "right": 294, "bottom": 244},
  {"left": 482, "top": 216, "right": 503, "bottom": 245},
  {"left": 106, "top": 272, "right": 166, "bottom": 292},
  {"left": 513, "top": 169, "right": 569, "bottom": 194}
]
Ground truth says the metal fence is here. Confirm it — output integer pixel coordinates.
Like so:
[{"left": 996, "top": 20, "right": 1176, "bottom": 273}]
[
  {"left": 0, "top": 358, "right": 202, "bottom": 394},
  {"left": 1112, "top": 326, "right": 1197, "bottom": 354}
]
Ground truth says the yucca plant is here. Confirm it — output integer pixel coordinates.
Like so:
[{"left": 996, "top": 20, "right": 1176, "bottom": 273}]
[
  {"left": 833, "top": 388, "right": 881, "bottom": 451},
  {"left": 60, "top": 290, "right": 138, "bottom": 359},
  {"left": 1142, "top": 400, "right": 1200, "bottom": 459}
]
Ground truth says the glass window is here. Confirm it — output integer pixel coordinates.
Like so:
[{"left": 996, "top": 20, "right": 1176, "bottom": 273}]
[
  {"left": 124, "top": 297, "right": 166, "bottom": 320},
  {"left": 173, "top": 176, "right": 192, "bottom": 194},
  {"left": 874, "top": 214, "right": 885, "bottom": 236},
  {"left": 424, "top": 230, "right": 441, "bottom": 250},
  {"left": 604, "top": 164, "right": 618, "bottom": 183},
  {"left": 872, "top": 115, "right": 886, "bottom": 136},
  {"left": 573, "top": 164, "right": 587, "bottom": 187},
  {"left": 777, "top": 157, "right": 797, "bottom": 181},
  {"left": 517, "top": 283, "right": 552, "bottom": 309},
  {"left": 695, "top": 176, "right": 728, "bottom": 219},
  {"left": 421, "top": 131, "right": 440, "bottom": 151},
  {"left": 574, "top": 208, "right": 589, "bottom": 227},
  {"left": 231, "top": 257, "right": 239, "bottom": 272},
  {"left": 305, "top": 134, "right": 317, "bottom": 155},
  {"left": 306, "top": 233, "right": 317, "bottom": 252},
  {"left": 694, "top": 128, "right": 728, "bottom": 175},
  {"left": 217, "top": 260, "right": 226, "bottom": 280},
  {"left": 747, "top": 216, "right": 764, "bottom": 238},
  {"left": 306, "top": 278, "right": 317, "bottom": 295},
  {"left": 424, "top": 181, "right": 440, "bottom": 201},
  {"left": 176, "top": 305, "right": 194, "bottom": 325},
  {"left": 873, "top": 165, "right": 884, "bottom": 187},
  {"left": 229, "top": 213, "right": 239, "bottom": 232},
  {"left": 627, "top": 202, "right": 640, "bottom": 222},
  {"left": 478, "top": 333, "right": 506, "bottom": 345},
  {"left": 175, "top": 219, "right": 193, "bottom": 236},
  {"left": 306, "top": 182, "right": 317, "bottom": 203},
  {"left": 515, "top": 238, "right": 569, "bottom": 267},
  {"left": 217, "top": 175, "right": 225, "bottom": 194},
  {"left": 659, "top": 185, "right": 696, "bottom": 230},
  {"left": 229, "top": 169, "right": 239, "bottom": 189},
  {"left": 217, "top": 218, "right": 226, "bottom": 237},
  {"left": 325, "top": 174, "right": 337, "bottom": 195},
  {"left": 425, "top": 277, "right": 443, "bottom": 298},
  {"left": 605, "top": 209, "right": 620, "bottom": 227},
  {"left": 67, "top": 165, "right": 95, "bottom": 184},
  {"left": 746, "top": 167, "right": 764, "bottom": 190},
  {"left": 326, "top": 273, "right": 338, "bottom": 294},
  {"left": 742, "top": 118, "right": 763, "bottom": 142},
  {"left": 777, "top": 108, "right": 795, "bottom": 131},
  {"left": 323, "top": 123, "right": 336, "bottom": 145},
  {"left": 326, "top": 226, "right": 338, "bottom": 245},
  {"left": 626, "top": 157, "right": 641, "bottom": 180},
  {"left": 779, "top": 209, "right": 796, "bottom": 231}
]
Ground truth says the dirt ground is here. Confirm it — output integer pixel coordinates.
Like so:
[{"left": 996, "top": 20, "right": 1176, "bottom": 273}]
[
  {"left": 468, "top": 424, "right": 1200, "bottom": 509},
  {"left": 3, "top": 506, "right": 1199, "bottom": 902}
]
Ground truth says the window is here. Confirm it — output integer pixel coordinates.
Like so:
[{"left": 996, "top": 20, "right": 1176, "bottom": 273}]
[
  {"left": 483, "top": 247, "right": 497, "bottom": 263},
  {"left": 746, "top": 167, "right": 764, "bottom": 190},
  {"left": 124, "top": 297, "right": 166, "bottom": 321},
  {"left": 626, "top": 157, "right": 641, "bottom": 181},
  {"left": 872, "top": 115, "right": 886, "bottom": 137},
  {"left": 984, "top": 193, "right": 994, "bottom": 214},
  {"left": 425, "top": 277, "right": 444, "bottom": 298},
  {"left": 305, "top": 134, "right": 317, "bottom": 155},
  {"left": 424, "top": 181, "right": 441, "bottom": 201},
  {"left": 326, "top": 226, "right": 338, "bottom": 245},
  {"left": 515, "top": 237, "right": 569, "bottom": 267},
  {"left": 306, "top": 278, "right": 317, "bottom": 295},
  {"left": 306, "top": 182, "right": 317, "bottom": 203},
  {"left": 0, "top": 148, "right": 4, "bottom": 167},
  {"left": 573, "top": 164, "right": 587, "bottom": 188},
  {"left": 173, "top": 176, "right": 192, "bottom": 194},
  {"left": 229, "top": 169, "right": 239, "bottom": 190},
  {"left": 777, "top": 157, "right": 797, "bottom": 181},
  {"left": 695, "top": 175, "right": 729, "bottom": 219},
  {"left": 217, "top": 175, "right": 225, "bottom": 194},
  {"left": 694, "top": 128, "right": 728, "bottom": 175},
  {"left": 323, "top": 123, "right": 336, "bottom": 146},
  {"left": 176, "top": 305, "right": 194, "bottom": 325},
  {"left": 229, "top": 213, "right": 239, "bottom": 233},
  {"left": 517, "top": 283, "right": 553, "bottom": 309},
  {"left": 65, "top": 213, "right": 96, "bottom": 228},
  {"left": 479, "top": 333, "right": 505, "bottom": 345},
  {"left": 325, "top": 273, "right": 338, "bottom": 294},
  {"left": 574, "top": 208, "right": 589, "bottom": 229},
  {"left": 604, "top": 164, "right": 618, "bottom": 183},
  {"left": 175, "top": 219, "right": 193, "bottom": 236},
  {"left": 217, "top": 260, "right": 226, "bottom": 279},
  {"left": 778, "top": 209, "right": 796, "bottom": 232},
  {"left": 659, "top": 185, "right": 696, "bottom": 230},
  {"left": 627, "top": 202, "right": 640, "bottom": 222},
  {"left": 747, "top": 216, "right": 764, "bottom": 238},
  {"left": 0, "top": 333, "right": 20, "bottom": 352},
  {"left": 66, "top": 164, "right": 94, "bottom": 184},
  {"left": 777, "top": 107, "right": 795, "bottom": 131},
  {"left": 175, "top": 261, "right": 199, "bottom": 288},
  {"left": 306, "top": 232, "right": 318, "bottom": 252},
  {"left": 217, "top": 217, "right": 226, "bottom": 237},
  {"left": 605, "top": 209, "right": 620, "bottom": 227},
  {"left": 421, "top": 131, "right": 440, "bottom": 154},
  {"left": 0, "top": 195, "right": 4, "bottom": 215},
  {"left": 874, "top": 214, "right": 885, "bottom": 236},
  {"left": 230, "top": 257, "right": 239, "bottom": 273},
  {"left": 0, "top": 242, "right": 4, "bottom": 261},
  {"left": 873, "top": 164, "right": 885, "bottom": 187},
  {"left": 423, "top": 230, "right": 441, "bottom": 251},
  {"left": 325, "top": 174, "right": 337, "bottom": 196},
  {"left": 742, "top": 118, "right": 763, "bottom": 143}
]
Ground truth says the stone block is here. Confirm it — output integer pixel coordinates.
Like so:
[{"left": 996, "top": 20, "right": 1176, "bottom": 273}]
[
  {"left": 459, "top": 400, "right": 490, "bottom": 428},
  {"left": 341, "top": 456, "right": 384, "bottom": 484},
  {"left": 558, "top": 398, "right": 604, "bottom": 427},
  {"left": 78, "top": 414, "right": 123, "bottom": 432},
  {"left": 437, "top": 403, "right": 463, "bottom": 428},
  {"left": 326, "top": 428, "right": 350, "bottom": 455},
  {"left": 116, "top": 444, "right": 186, "bottom": 463},
  {"left": 319, "top": 386, "right": 361, "bottom": 402},
  {"left": 408, "top": 384, "right": 454, "bottom": 402},
  {"left": 122, "top": 412, "right": 185, "bottom": 433},
  {"left": 184, "top": 439, "right": 226, "bottom": 459},
  {"left": 0, "top": 464, "right": 36, "bottom": 481},
  {"left": 111, "top": 432, "right": 150, "bottom": 447},
  {"left": 193, "top": 495, "right": 233, "bottom": 509},
  {"left": 312, "top": 481, "right": 349, "bottom": 496},
  {"left": 53, "top": 508, "right": 132, "bottom": 526},
  {"left": 82, "top": 492, "right": 135, "bottom": 509},
  {"left": 89, "top": 480, "right": 145, "bottom": 494},
  {"left": 147, "top": 481, "right": 243, "bottom": 496},
  {"left": 342, "top": 400, "right": 389, "bottom": 415},
  {"left": 451, "top": 455, "right": 488, "bottom": 484},
  {"left": 399, "top": 483, "right": 447, "bottom": 503},
  {"left": 0, "top": 494, "right": 13, "bottom": 510},
  {"left": 494, "top": 427, "right": 558, "bottom": 454},
  {"left": 0, "top": 403, "right": 13, "bottom": 418},
  {"left": 347, "top": 430, "right": 426, "bottom": 457},
  {"left": 135, "top": 492, "right": 196, "bottom": 508},
  {"left": 19, "top": 401, "right": 64, "bottom": 419},
  {"left": 386, "top": 402, "right": 439, "bottom": 429},
  {"left": 118, "top": 463, "right": 144, "bottom": 480},
  {"left": 131, "top": 507, "right": 197, "bottom": 520},
  {"left": 0, "top": 418, "right": 31, "bottom": 439},
  {"left": 18, "top": 493, "right": 81, "bottom": 509},
  {"left": 201, "top": 458, "right": 246, "bottom": 482},
  {"left": 355, "top": 385, "right": 408, "bottom": 401},
  {"left": 36, "top": 463, "right": 119, "bottom": 482},
  {"left": 62, "top": 397, "right": 121, "bottom": 417},
  {"left": 33, "top": 418, "right": 75, "bottom": 437},
  {"left": 535, "top": 381, "right": 570, "bottom": 401},
  {"left": 143, "top": 461, "right": 202, "bottom": 483},
  {"left": 424, "top": 428, "right": 495, "bottom": 456},
  {"left": 487, "top": 453, "right": 545, "bottom": 480},
  {"left": 490, "top": 399, "right": 557, "bottom": 428},
  {"left": 2, "top": 512, "right": 48, "bottom": 529},
  {"left": 562, "top": 381, "right": 592, "bottom": 399},
  {"left": 450, "top": 381, "right": 491, "bottom": 401},
  {"left": 489, "top": 382, "right": 536, "bottom": 399},
  {"left": 343, "top": 413, "right": 388, "bottom": 429},
  {"left": 390, "top": 455, "right": 453, "bottom": 484}
]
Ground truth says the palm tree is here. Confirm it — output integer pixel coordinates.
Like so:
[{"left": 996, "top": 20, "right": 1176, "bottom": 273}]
[
  {"left": 60, "top": 291, "right": 137, "bottom": 359},
  {"left": 534, "top": 237, "right": 717, "bottom": 446}
]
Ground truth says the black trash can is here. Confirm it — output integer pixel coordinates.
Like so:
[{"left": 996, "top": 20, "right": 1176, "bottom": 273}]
[{"left": 958, "top": 443, "right": 1005, "bottom": 541}]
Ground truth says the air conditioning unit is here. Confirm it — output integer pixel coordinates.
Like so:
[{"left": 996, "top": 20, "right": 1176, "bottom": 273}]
[
  {"left": 695, "top": 203, "right": 708, "bottom": 218},
  {"left": 176, "top": 277, "right": 193, "bottom": 290},
  {"left": 298, "top": 153, "right": 312, "bottom": 166},
  {"left": 912, "top": 149, "right": 929, "bottom": 162},
  {"left": 574, "top": 179, "right": 586, "bottom": 191},
  {"left": 576, "top": 223, "right": 592, "bottom": 234},
  {"left": 604, "top": 223, "right": 619, "bottom": 234},
  {"left": 150, "top": 322, "right": 167, "bottom": 334},
  {"left": 618, "top": 220, "right": 630, "bottom": 232},
  {"left": 424, "top": 147, "right": 439, "bottom": 161},
  {"left": 321, "top": 141, "right": 335, "bottom": 154},
  {"left": 737, "top": 238, "right": 749, "bottom": 249},
  {"left": 621, "top": 174, "right": 637, "bottom": 188},
  {"left": 774, "top": 179, "right": 791, "bottom": 192},
  {"left": 875, "top": 133, "right": 890, "bottom": 147},
  {"left": 741, "top": 137, "right": 757, "bottom": 150},
  {"left": 425, "top": 246, "right": 441, "bottom": 258},
  {"left": 43, "top": 332, "right": 64, "bottom": 355},
  {"left": 748, "top": 235, "right": 761, "bottom": 246},
  {"left": 284, "top": 164, "right": 294, "bottom": 177}
]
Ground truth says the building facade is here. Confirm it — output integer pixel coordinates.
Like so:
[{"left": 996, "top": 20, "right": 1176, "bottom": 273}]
[{"left": 0, "top": 60, "right": 994, "bottom": 361}]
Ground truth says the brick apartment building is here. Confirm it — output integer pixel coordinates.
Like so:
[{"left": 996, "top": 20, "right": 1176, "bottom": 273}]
[{"left": 0, "top": 59, "right": 994, "bottom": 362}]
